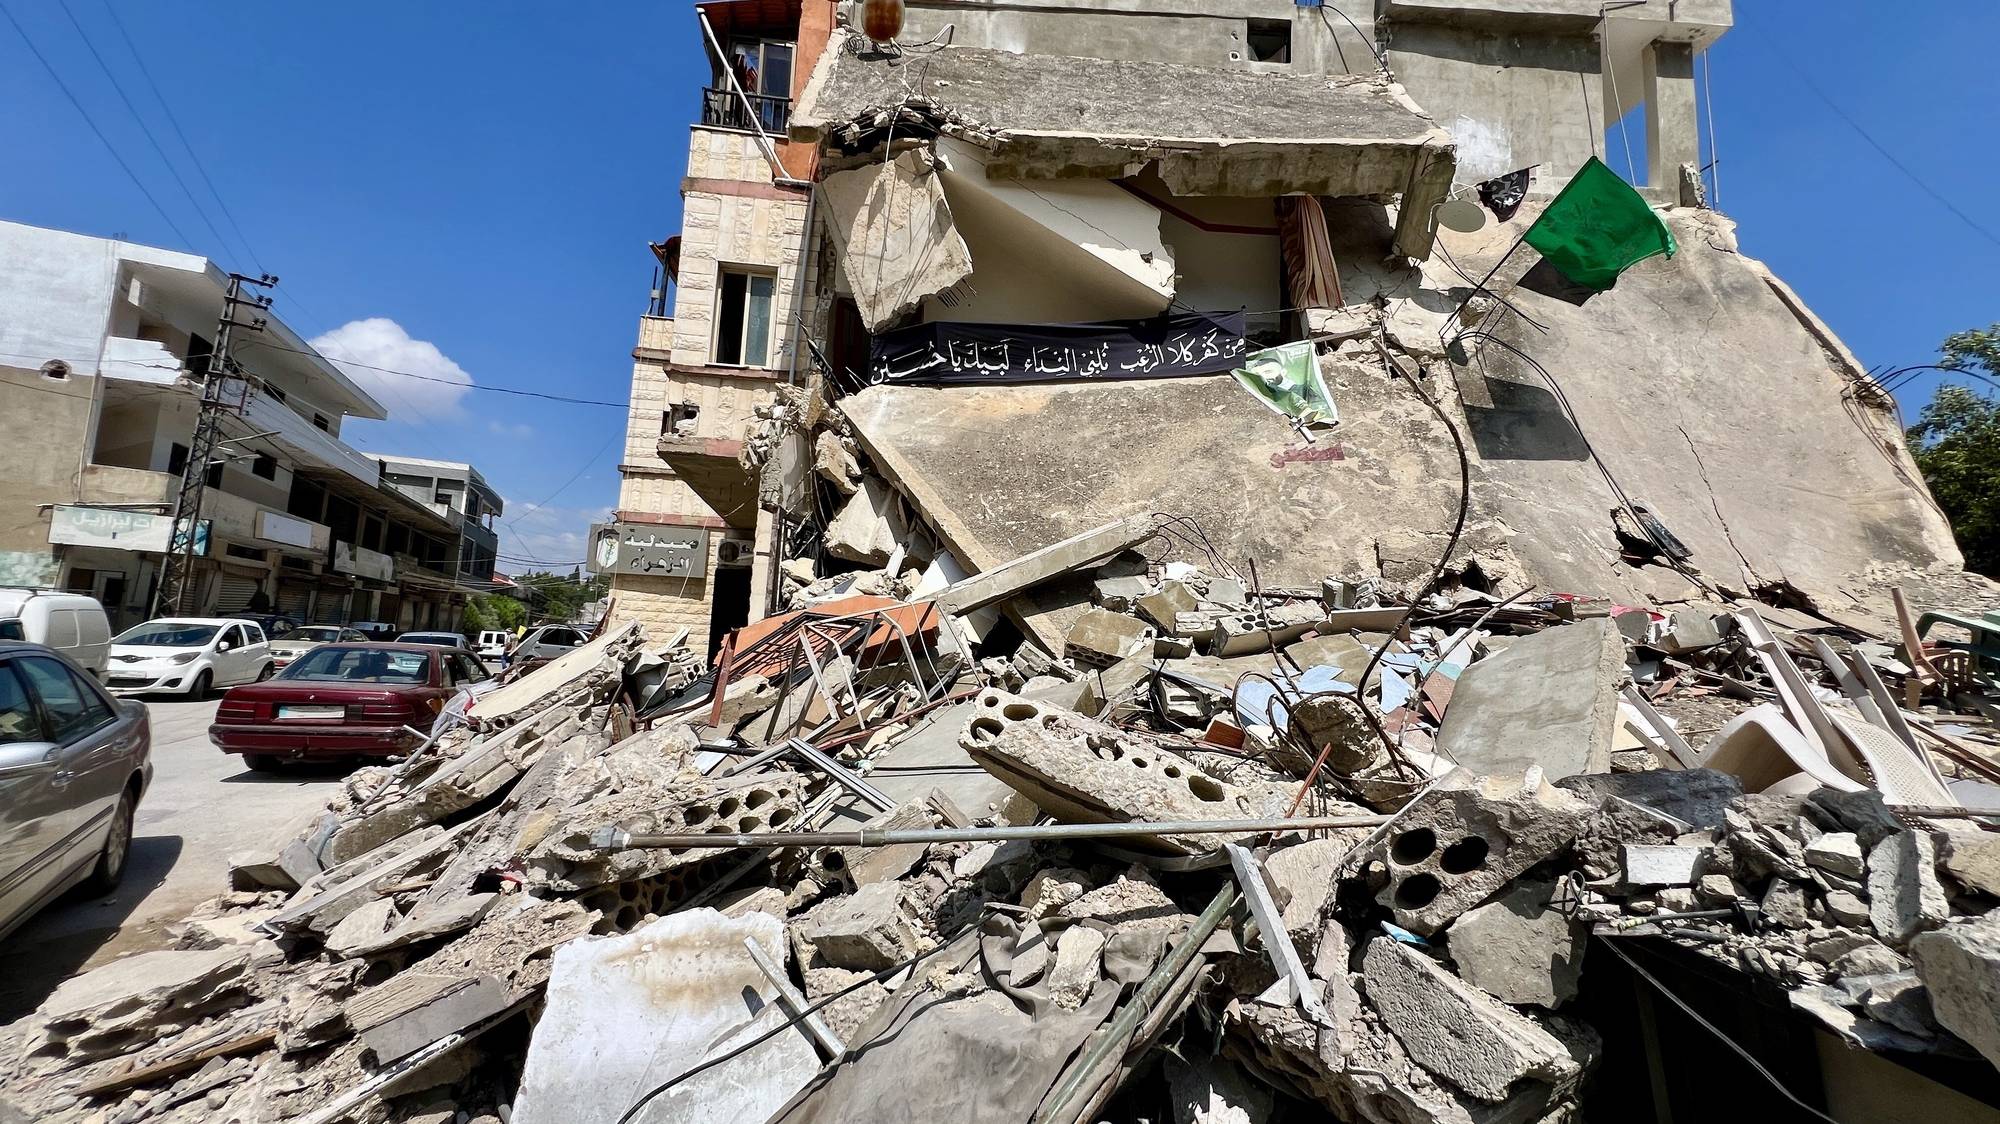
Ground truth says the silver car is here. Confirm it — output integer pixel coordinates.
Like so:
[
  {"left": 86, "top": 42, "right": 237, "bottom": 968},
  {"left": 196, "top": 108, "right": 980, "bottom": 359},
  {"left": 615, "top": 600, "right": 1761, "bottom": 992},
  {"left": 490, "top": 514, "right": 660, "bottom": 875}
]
[
  {"left": 0, "top": 641, "right": 152, "bottom": 941},
  {"left": 511, "top": 625, "right": 587, "bottom": 666}
]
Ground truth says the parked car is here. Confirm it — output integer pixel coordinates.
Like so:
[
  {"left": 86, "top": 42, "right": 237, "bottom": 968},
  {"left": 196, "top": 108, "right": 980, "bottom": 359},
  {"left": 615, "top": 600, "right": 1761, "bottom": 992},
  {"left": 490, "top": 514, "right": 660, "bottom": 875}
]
[
  {"left": 396, "top": 631, "right": 470, "bottom": 649},
  {"left": 349, "top": 622, "right": 399, "bottom": 641},
  {"left": 235, "top": 613, "right": 299, "bottom": 641},
  {"left": 473, "top": 630, "right": 511, "bottom": 664},
  {"left": 103, "top": 618, "right": 274, "bottom": 698},
  {"left": 0, "top": 642, "right": 152, "bottom": 941},
  {"left": 267, "top": 624, "right": 370, "bottom": 670},
  {"left": 0, "top": 589, "right": 113, "bottom": 677},
  {"left": 511, "top": 624, "right": 588, "bottom": 666},
  {"left": 208, "top": 643, "right": 495, "bottom": 770}
]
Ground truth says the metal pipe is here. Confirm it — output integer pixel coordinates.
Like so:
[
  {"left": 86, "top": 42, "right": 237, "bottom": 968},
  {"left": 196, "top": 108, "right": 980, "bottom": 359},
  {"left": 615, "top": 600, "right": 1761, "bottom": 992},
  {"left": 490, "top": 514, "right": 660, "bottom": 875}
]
[
  {"left": 786, "top": 737, "right": 895, "bottom": 812},
  {"left": 588, "top": 813, "right": 1390, "bottom": 852},
  {"left": 743, "top": 937, "right": 845, "bottom": 1059},
  {"left": 1037, "top": 883, "right": 1239, "bottom": 1124}
]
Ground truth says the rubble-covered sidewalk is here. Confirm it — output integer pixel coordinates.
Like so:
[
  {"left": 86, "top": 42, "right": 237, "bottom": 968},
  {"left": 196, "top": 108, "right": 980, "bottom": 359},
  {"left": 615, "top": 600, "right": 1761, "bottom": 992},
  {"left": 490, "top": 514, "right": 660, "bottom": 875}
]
[{"left": 7, "top": 499, "right": 2000, "bottom": 1123}]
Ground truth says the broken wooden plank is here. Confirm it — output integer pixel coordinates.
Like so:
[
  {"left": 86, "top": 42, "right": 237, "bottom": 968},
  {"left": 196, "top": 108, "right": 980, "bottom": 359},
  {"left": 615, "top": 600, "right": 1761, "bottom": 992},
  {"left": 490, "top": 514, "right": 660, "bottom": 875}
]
[{"left": 75, "top": 1029, "right": 276, "bottom": 1098}]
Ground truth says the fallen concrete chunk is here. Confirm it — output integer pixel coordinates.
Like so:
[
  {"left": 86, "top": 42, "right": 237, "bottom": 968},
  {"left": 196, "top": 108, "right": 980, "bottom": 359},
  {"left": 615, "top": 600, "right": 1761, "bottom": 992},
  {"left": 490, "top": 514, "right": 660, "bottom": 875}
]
[
  {"left": 347, "top": 973, "right": 510, "bottom": 1064},
  {"left": 832, "top": 800, "right": 933, "bottom": 886},
  {"left": 324, "top": 896, "right": 398, "bottom": 958},
  {"left": 1368, "top": 769, "right": 1589, "bottom": 936},
  {"left": 1867, "top": 830, "right": 1949, "bottom": 945},
  {"left": 1047, "top": 924, "right": 1107, "bottom": 1010},
  {"left": 1447, "top": 881, "right": 1585, "bottom": 1008},
  {"left": 1909, "top": 918, "right": 2000, "bottom": 1068},
  {"left": 513, "top": 909, "right": 818, "bottom": 1124},
  {"left": 1137, "top": 582, "right": 1199, "bottom": 633},
  {"left": 1621, "top": 844, "right": 1713, "bottom": 888},
  {"left": 1263, "top": 835, "right": 1366, "bottom": 955},
  {"left": 1804, "top": 831, "right": 1864, "bottom": 879},
  {"left": 467, "top": 621, "right": 644, "bottom": 729},
  {"left": 1938, "top": 829, "right": 2000, "bottom": 898},
  {"left": 1362, "top": 937, "right": 1580, "bottom": 1102},
  {"left": 1435, "top": 620, "right": 1624, "bottom": 780},
  {"left": 794, "top": 882, "right": 917, "bottom": 970},
  {"left": 523, "top": 769, "right": 802, "bottom": 891},
  {"left": 825, "top": 475, "right": 911, "bottom": 565},
  {"left": 1066, "top": 608, "right": 1155, "bottom": 667}
]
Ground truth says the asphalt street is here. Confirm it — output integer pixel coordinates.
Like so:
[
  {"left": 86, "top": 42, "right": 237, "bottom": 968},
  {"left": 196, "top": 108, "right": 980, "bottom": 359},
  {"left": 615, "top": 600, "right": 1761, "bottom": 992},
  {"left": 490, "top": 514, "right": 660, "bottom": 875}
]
[{"left": 0, "top": 696, "right": 346, "bottom": 1027}]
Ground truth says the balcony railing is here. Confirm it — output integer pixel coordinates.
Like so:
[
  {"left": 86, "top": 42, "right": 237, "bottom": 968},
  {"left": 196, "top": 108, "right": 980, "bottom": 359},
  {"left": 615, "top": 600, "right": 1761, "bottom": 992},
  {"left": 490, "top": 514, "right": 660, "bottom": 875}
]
[{"left": 699, "top": 86, "right": 790, "bottom": 135}]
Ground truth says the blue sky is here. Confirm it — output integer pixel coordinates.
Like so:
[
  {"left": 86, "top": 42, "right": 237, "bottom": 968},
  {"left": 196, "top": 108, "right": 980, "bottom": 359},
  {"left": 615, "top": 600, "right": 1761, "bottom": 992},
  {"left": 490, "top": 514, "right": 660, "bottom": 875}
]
[{"left": 2, "top": 2, "right": 1995, "bottom": 568}]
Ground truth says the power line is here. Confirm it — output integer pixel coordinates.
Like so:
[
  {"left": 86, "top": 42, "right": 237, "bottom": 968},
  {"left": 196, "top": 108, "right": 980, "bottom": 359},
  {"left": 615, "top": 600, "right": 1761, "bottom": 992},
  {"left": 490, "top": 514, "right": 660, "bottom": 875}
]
[
  {"left": 245, "top": 336, "right": 628, "bottom": 407},
  {"left": 0, "top": 0, "right": 196, "bottom": 250},
  {"left": 1754, "top": 20, "right": 2000, "bottom": 251},
  {"left": 55, "top": 0, "right": 236, "bottom": 265},
  {"left": 98, "top": 0, "right": 266, "bottom": 274}
]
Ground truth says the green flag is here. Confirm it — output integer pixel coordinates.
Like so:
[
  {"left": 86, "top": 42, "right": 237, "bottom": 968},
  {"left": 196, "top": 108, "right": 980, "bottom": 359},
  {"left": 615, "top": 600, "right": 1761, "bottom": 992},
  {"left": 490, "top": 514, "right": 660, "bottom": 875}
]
[
  {"left": 1523, "top": 156, "right": 1676, "bottom": 292},
  {"left": 1231, "top": 340, "right": 1338, "bottom": 428}
]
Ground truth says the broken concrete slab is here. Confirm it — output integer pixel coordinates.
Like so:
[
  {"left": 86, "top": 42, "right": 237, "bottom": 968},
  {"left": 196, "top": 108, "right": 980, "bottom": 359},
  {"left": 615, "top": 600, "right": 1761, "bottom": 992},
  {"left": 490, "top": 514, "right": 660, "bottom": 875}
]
[
  {"left": 932, "top": 514, "right": 1156, "bottom": 628},
  {"left": 819, "top": 148, "right": 974, "bottom": 332},
  {"left": 31, "top": 945, "right": 255, "bottom": 1062},
  {"left": 1909, "top": 918, "right": 2000, "bottom": 1069},
  {"left": 1867, "top": 830, "right": 1949, "bottom": 945},
  {"left": 838, "top": 699, "right": 1034, "bottom": 825},
  {"left": 468, "top": 621, "right": 643, "bottom": 729},
  {"left": 794, "top": 882, "right": 917, "bottom": 970},
  {"left": 961, "top": 689, "right": 1293, "bottom": 852},
  {"left": 1137, "top": 582, "right": 1199, "bottom": 633},
  {"left": 1362, "top": 937, "right": 1580, "bottom": 1102},
  {"left": 1263, "top": 835, "right": 1366, "bottom": 955},
  {"left": 1435, "top": 619, "right": 1624, "bottom": 781},
  {"left": 1552, "top": 768, "right": 1742, "bottom": 831},
  {"left": 1047, "top": 924, "right": 1107, "bottom": 1010},
  {"left": 512, "top": 909, "right": 818, "bottom": 1124},
  {"left": 347, "top": 973, "right": 510, "bottom": 1065},
  {"left": 1447, "top": 881, "right": 1585, "bottom": 1009},
  {"left": 1369, "top": 769, "right": 1590, "bottom": 936}
]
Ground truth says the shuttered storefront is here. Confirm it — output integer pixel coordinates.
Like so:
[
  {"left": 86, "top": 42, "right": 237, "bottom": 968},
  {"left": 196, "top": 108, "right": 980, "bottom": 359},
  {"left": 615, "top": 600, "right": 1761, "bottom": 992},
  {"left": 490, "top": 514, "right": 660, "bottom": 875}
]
[
  {"left": 276, "top": 582, "right": 313, "bottom": 620},
  {"left": 214, "top": 572, "right": 262, "bottom": 616}
]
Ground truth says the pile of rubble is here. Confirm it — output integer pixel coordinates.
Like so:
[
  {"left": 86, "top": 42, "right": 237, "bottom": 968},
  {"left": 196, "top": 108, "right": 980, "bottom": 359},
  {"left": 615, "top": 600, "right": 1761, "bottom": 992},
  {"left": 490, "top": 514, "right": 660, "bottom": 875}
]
[{"left": 5, "top": 514, "right": 2000, "bottom": 1123}]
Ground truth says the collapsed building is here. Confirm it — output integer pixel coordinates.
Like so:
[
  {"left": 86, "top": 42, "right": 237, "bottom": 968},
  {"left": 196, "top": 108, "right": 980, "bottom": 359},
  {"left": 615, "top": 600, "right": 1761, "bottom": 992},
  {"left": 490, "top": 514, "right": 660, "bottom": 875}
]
[{"left": 10, "top": 1, "right": 2000, "bottom": 1123}]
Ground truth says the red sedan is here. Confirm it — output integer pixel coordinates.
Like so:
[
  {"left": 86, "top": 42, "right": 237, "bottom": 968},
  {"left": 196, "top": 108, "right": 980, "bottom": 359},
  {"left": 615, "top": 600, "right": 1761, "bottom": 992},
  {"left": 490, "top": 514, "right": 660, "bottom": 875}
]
[{"left": 209, "top": 643, "right": 494, "bottom": 771}]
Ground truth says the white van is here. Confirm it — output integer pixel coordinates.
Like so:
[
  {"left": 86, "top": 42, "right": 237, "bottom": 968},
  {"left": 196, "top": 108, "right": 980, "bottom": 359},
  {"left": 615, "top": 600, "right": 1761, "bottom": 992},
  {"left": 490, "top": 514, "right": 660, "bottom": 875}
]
[
  {"left": 0, "top": 589, "right": 113, "bottom": 676},
  {"left": 474, "top": 630, "right": 510, "bottom": 664}
]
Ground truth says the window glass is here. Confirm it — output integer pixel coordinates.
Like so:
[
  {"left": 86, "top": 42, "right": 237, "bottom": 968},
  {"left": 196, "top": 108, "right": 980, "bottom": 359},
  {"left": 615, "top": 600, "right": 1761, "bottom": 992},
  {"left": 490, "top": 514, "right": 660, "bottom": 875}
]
[
  {"left": 281, "top": 646, "right": 430, "bottom": 683},
  {"left": 0, "top": 619, "right": 24, "bottom": 642},
  {"left": 245, "top": 625, "right": 266, "bottom": 645},
  {"left": 0, "top": 663, "right": 44, "bottom": 744},
  {"left": 114, "top": 622, "right": 218, "bottom": 647},
  {"left": 745, "top": 274, "right": 774, "bottom": 367},
  {"left": 18, "top": 656, "right": 113, "bottom": 742},
  {"left": 454, "top": 653, "right": 489, "bottom": 683},
  {"left": 47, "top": 611, "right": 80, "bottom": 648},
  {"left": 220, "top": 625, "right": 244, "bottom": 647}
]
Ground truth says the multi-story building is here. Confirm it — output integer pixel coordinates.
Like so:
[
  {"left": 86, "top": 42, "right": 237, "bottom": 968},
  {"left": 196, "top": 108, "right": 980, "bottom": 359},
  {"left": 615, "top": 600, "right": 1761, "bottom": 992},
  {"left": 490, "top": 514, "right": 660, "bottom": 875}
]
[
  {"left": 372, "top": 455, "right": 503, "bottom": 586},
  {"left": 0, "top": 220, "right": 491, "bottom": 632},
  {"left": 603, "top": 0, "right": 834, "bottom": 654}
]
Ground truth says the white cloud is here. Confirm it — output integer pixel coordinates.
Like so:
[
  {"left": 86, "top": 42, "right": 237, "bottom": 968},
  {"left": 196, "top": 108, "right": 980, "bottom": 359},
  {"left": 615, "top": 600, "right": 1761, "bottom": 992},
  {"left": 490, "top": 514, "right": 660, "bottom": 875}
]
[
  {"left": 487, "top": 419, "right": 534, "bottom": 438},
  {"left": 309, "top": 318, "right": 474, "bottom": 419},
  {"left": 496, "top": 502, "right": 612, "bottom": 573}
]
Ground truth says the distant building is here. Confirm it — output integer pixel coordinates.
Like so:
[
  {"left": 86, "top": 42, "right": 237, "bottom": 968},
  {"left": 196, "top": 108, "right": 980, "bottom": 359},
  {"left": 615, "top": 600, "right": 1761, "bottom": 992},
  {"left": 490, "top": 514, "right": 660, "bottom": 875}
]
[
  {"left": 0, "top": 219, "right": 490, "bottom": 631},
  {"left": 371, "top": 455, "right": 503, "bottom": 585}
]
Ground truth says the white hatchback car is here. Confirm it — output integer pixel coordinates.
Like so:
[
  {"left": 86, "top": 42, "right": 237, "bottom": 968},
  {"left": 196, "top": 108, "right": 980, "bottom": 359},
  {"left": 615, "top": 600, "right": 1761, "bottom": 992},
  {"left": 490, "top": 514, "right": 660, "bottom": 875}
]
[{"left": 104, "top": 618, "right": 274, "bottom": 698}]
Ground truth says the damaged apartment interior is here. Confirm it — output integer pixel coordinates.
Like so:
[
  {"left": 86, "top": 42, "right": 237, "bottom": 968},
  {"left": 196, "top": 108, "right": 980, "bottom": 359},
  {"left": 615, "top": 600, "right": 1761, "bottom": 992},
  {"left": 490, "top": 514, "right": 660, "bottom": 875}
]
[{"left": 13, "top": 1, "right": 2000, "bottom": 1122}]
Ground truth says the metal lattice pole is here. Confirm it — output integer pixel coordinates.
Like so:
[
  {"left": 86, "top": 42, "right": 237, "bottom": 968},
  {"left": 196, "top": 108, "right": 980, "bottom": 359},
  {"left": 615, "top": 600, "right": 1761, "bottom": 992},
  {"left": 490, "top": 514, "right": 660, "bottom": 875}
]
[{"left": 152, "top": 271, "right": 276, "bottom": 617}]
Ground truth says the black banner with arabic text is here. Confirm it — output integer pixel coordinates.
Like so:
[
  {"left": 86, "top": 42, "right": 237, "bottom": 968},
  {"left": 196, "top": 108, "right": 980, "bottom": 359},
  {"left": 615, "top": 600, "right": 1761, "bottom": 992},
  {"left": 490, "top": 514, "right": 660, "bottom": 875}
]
[{"left": 864, "top": 310, "right": 1247, "bottom": 388}]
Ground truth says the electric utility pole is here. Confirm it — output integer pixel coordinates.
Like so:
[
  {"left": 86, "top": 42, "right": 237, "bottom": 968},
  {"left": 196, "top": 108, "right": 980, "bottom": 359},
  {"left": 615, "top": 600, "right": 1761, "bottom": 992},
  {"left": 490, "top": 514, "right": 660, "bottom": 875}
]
[{"left": 152, "top": 271, "right": 277, "bottom": 617}]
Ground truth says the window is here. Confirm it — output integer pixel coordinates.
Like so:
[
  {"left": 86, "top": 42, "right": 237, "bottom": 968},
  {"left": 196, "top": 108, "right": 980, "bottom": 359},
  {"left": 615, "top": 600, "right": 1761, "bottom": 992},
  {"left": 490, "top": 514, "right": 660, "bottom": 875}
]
[
  {"left": 244, "top": 625, "right": 266, "bottom": 644},
  {"left": 168, "top": 443, "right": 189, "bottom": 476},
  {"left": 662, "top": 401, "right": 701, "bottom": 437},
  {"left": 252, "top": 453, "right": 278, "bottom": 480},
  {"left": 219, "top": 624, "right": 245, "bottom": 648},
  {"left": 714, "top": 268, "right": 775, "bottom": 367},
  {"left": 0, "top": 663, "right": 43, "bottom": 744},
  {"left": 0, "top": 620, "right": 24, "bottom": 642},
  {"left": 265, "top": 383, "right": 286, "bottom": 403},
  {"left": 312, "top": 414, "right": 331, "bottom": 432},
  {"left": 1246, "top": 18, "right": 1291, "bottom": 63},
  {"left": 17, "top": 655, "right": 114, "bottom": 743},
  {"left": 207, "top": 461, "right": 224, "bottom": 488},
  {"left": 186, "top": 333, "right": 214, "bottom": 378}
]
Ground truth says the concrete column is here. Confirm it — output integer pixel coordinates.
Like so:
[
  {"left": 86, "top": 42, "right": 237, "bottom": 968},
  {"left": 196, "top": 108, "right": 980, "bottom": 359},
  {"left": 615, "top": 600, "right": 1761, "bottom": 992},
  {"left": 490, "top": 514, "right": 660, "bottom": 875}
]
[
  {"left": 1644, "top": 41, "right": 1699, "bottom": 193},
  {"left": 748, "top": 503, "right": 778, "bottom": 624}
]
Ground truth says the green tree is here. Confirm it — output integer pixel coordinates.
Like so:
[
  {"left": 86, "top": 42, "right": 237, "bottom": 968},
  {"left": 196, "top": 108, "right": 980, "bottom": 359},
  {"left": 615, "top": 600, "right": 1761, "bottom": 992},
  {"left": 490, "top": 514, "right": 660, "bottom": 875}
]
[
  {"left": 512, "top": 570, "right": 609, "bottom": 624},
  {"left": 462, "top": 593, "right": 528, "bottom": 637},
  {"left": 1907, "top": 326, "right": 2000, "bottom": 576}
]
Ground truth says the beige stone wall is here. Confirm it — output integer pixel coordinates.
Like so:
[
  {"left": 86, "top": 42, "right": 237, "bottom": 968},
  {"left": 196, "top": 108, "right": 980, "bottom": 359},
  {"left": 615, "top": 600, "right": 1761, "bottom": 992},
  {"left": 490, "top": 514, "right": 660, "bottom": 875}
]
[
  {"left": 671, "top": 188, "right": 811, "bottom": 370},
  {"left": 687, "top": 129, "right": 777, "bottom": 185}
]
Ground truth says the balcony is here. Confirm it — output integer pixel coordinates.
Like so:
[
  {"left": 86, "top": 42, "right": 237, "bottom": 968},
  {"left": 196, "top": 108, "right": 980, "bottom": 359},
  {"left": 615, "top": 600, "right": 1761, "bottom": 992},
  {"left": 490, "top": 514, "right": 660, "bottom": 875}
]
[
  {"left": 242, "top": 389, "right": 381, "bottom": 489},
  {"left": 76, "top": 464, "right": 331, "bottom": 557},
  {"left": 699, "top": 86, "right": 790, "bottom": 134}
]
